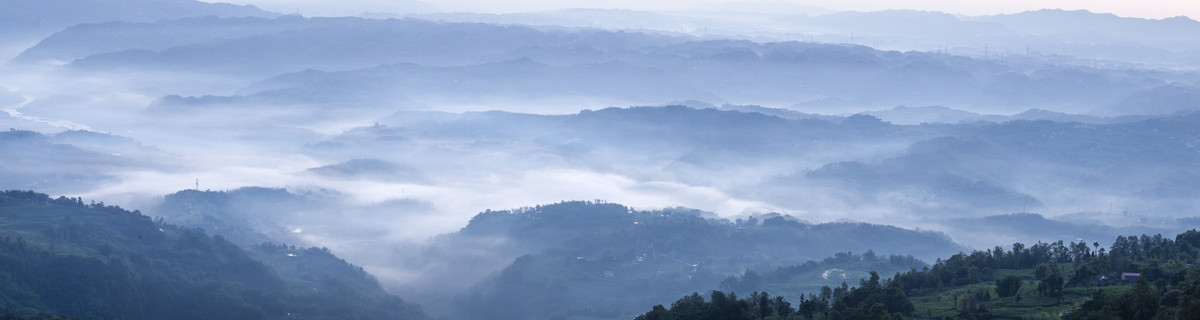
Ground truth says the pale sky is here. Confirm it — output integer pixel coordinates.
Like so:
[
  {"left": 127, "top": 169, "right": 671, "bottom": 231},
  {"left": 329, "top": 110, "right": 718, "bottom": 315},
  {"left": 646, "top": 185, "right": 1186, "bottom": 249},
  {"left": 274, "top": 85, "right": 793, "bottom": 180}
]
[{"left": 210, "top": 0, "right": 1200, "bottom": 19}]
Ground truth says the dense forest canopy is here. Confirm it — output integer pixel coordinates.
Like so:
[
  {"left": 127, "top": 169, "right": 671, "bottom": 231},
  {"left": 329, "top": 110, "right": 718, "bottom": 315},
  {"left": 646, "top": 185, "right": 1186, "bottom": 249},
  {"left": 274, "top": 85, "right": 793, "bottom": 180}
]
[{"left": 637, "top": 229, "right": 1200, "bottom": 319}]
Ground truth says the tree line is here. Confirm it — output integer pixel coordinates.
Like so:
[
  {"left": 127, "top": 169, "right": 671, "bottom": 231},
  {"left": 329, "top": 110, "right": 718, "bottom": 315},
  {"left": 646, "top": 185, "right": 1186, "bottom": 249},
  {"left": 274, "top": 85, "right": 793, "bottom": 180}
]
[
  {"left": 638, "top": 229, "right": 1200, "bottom": 319},
  {"left": 638, "top": 271, "right": 911, "bottom": 320}
]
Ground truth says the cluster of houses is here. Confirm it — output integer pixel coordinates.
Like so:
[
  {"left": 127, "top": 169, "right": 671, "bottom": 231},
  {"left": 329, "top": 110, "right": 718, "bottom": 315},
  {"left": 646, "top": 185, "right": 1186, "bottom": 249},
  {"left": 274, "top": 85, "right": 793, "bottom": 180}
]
[{"left": 1089, "top": 272, "right": 1142, "bottom": 286}]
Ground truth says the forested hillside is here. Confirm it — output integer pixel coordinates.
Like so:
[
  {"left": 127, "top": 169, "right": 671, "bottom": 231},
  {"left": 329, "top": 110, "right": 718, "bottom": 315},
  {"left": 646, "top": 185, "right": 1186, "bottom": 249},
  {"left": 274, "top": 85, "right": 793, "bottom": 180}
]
[
  {"left": 146, "top": 188, "right": 961, "bottom": 319},
  {"left": 439, "top": 201, "right": 960, "bottom": 320},
  {"left": 0, "top": 190, "right": 424, "bottom": 320},
  {"left": 636, "top": 230, "right": 1200, "bottom": 319}
]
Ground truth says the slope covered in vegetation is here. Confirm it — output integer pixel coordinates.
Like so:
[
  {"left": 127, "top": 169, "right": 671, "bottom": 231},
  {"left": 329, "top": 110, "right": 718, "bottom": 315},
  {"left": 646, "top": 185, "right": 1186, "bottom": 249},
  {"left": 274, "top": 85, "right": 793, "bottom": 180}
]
[
  {"left": 0, "top": 190, "right": 424, "bottom": 320},
  {"left": 636, "top": 229, "right": 1200, "bottom": 319},
  {"left": 447, "top": 201, "right": 961, "bottom": 320}
]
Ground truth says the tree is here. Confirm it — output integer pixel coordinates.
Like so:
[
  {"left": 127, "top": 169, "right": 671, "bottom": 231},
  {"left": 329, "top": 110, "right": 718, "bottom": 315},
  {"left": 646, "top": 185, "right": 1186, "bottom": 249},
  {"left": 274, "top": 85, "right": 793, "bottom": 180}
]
[
  {"left": 1128, "top": 277, "right": 1159, "bottom": 320},
  {"left": 1036, "top": 262, "right": 1064, "bottom": 298},
  {"left": 958, "top": 291, "right": 988, "bottom": 317},
  {"left": 635, "top": 305, "right": 675, "bottom": 320},
  {"left": 720, "top": 270, "right": 764, "bottom": 293},
  {"left": 1034, "top": 263, "right": 1052, "bottom": 280},
  {"left": 863, "top": 250, "right": 877, "bottom": 261},
  {"left": 996, "top": 275, "right": 1022, "bottom": 299},
  {"left": 771, "top": 295, "right": 792, "bottom": 319},
  {"left": 1038, "top": 273, "right": 1064, "bottom": 298}
]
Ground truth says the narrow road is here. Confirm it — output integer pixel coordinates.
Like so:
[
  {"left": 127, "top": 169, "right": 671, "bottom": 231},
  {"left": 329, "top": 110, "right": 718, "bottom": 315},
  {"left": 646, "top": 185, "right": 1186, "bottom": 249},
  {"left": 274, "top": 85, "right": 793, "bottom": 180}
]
[{"left": 2, "top": 93, "right": 92, "bottom": 130}]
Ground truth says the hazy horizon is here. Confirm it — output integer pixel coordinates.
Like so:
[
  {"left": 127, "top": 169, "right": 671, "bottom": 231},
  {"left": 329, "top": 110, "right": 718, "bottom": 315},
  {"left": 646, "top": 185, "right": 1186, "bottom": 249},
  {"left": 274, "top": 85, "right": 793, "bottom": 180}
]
[
  {"left": 204, "top": 0, "right": 1200, "bottom": 20},
  {"left": 5, "top": 1, "right": 1200, "bottom": 319}
]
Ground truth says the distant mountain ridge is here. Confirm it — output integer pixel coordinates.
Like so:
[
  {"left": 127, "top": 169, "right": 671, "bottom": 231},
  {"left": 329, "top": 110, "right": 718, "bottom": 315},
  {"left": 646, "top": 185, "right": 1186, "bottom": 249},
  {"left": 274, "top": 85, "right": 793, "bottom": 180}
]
[
  {"left": 401, "top": 7, "right": 1200, "bottom": 68},
  {"left": 934, "top": 212, "right": 1191, "bottom": 248},
  {"left": 47, "top": 16, "right": 682, "bottom": 76},
  {"left": 980, "top": 9, "right": 1200, "bottom": 42},
  {"left": 96, "top": 19, "right": 1191, "bottom": 116},
  {"left": 12, "top": 11, "right": 1200, "bottom": 120},
  {"left": 0, "top": 0, "right": 274, "bottom": 50}
]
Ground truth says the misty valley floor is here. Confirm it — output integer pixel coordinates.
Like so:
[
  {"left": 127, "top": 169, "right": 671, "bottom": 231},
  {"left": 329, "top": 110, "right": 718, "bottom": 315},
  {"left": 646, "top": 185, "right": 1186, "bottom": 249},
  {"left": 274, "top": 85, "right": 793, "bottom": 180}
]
[{"left": 3, "top": 0, "right": 1200, "bottom": 319}]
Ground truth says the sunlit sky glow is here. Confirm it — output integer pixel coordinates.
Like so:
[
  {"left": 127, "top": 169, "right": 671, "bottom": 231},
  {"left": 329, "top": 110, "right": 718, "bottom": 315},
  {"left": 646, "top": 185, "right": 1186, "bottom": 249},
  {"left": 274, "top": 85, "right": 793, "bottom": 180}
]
[{"left": 208, "top": 0, "right": 1200, "bottom": 20}]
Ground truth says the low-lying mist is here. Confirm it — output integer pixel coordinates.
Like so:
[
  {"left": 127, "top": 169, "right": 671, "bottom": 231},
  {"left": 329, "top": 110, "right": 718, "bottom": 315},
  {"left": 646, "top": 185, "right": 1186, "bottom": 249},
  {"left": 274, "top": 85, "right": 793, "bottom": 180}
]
[{"left": 5, "top": 4, "right": 1200, "bottom": 318}]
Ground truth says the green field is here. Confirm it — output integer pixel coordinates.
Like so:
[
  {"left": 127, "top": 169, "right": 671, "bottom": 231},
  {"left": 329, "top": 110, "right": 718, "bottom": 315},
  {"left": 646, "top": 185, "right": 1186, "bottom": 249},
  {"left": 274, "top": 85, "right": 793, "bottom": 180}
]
[{"left": 909, "top": 266, "right": 1132, "bottom": 319}]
